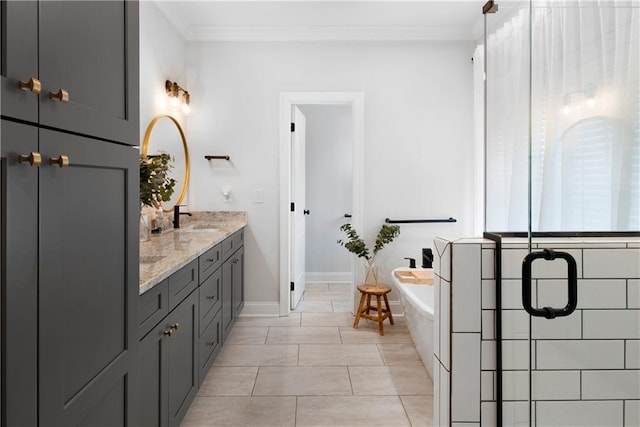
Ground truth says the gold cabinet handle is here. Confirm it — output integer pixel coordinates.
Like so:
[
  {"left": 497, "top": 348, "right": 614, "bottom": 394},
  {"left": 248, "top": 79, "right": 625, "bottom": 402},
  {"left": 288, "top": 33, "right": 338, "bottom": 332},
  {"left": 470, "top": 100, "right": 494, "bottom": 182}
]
[
  {"left": 163, "top": 329, "right": 173, "bottom": 337},
  {"left": 206, "top": 296, "right": 216, "bottom": 300},
  {"left": 49, "top": 88, "right": 69, "bottom": 102},
  {"left": 18, "top": 152, "right": 42, "bottom": 167},
  {"left": 49, "top": 155, "right": 70, "bottom": 168},
  {"left": 207, "top": 342, "right": 216, "bottom": 347},
  {"left": 19, "top": 77, "right": 41, "bottom": 94},
  {"left": 170, "top": 323, "right": 180, "bottom": 330}
]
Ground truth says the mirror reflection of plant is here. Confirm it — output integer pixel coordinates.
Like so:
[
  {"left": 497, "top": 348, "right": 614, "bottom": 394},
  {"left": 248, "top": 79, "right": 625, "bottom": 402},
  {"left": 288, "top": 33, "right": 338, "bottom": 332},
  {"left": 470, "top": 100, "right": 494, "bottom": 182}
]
[
  {"left": 140, "top": 153, "right": 176, "bottom": 208},
  {"left": 337, "top": 223, "right": 400, "bottom": 262}
]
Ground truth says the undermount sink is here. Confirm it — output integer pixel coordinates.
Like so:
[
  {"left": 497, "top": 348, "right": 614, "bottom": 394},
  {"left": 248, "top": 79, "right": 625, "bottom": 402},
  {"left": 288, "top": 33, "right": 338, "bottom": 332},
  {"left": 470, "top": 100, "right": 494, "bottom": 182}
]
[{"left": 180, "top": 224, "right": 221, "bottom": 232}]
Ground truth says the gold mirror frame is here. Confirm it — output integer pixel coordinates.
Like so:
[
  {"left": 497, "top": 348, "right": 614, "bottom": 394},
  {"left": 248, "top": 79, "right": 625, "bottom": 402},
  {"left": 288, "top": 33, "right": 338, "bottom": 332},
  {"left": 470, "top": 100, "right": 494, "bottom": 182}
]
[{"left": 141, "top": 114, "right": 190, "bottom": 211}]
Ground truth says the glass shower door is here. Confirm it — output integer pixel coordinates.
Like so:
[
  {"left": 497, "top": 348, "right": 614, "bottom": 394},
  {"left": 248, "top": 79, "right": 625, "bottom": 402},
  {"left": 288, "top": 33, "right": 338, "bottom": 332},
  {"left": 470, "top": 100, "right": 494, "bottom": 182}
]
[{"left": 486, "top": 1, "right": 639, "bottom": 425}]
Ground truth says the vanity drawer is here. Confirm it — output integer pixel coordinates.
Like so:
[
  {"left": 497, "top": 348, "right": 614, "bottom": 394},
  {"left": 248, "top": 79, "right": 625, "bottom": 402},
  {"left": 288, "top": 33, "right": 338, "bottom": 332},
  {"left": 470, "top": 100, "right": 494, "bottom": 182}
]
[
  {"left": 199, "top": 243, "right": 222, "bottom": 283},
  {"left": 222, "top": 229, "right": 244, "bottom": 261},
  {"left": 168, "top": 259, "right": 198, "bottom": 311},
  {"left": 199, "top": 309, "right": 222, "bottom": 385},
  {"left": 199, "top": 268, "right": 222, "bottom": 335},
  {"left": 139, "top": 279, "right": 169, "bottom": 339}
]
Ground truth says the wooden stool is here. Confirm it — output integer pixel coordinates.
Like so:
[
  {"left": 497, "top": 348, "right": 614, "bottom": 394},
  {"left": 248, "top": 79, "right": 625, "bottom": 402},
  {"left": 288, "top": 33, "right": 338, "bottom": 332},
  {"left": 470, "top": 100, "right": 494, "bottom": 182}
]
[{"left": 353, "top": 283, "right": 394, "bottom": 336}]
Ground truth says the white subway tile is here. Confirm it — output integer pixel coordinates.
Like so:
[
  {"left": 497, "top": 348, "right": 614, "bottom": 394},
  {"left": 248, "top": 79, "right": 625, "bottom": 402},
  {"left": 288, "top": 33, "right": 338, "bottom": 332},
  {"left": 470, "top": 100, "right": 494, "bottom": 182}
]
[
  {"left": 629, "top": 241, "right": 640, "bottom": 248},
  {"left": 502, "top": 279, "right": 531, "bottom": 309},
  {"left": 626, "top": 400, "right": 640, "bottom": 427},
  {"left": 532, "top": 311, "right": 582, "bottom": 339},
  {"left": 537, "top": 340, "right": 625, "bottom": 369},
  {"left": 502, "top": 402, "right": 530, "bottom": 427},
  {"left": 502, "top": 340, "right": 530, "bottom": 370},
  {"left": 501, "top": 249, "right": 529, "bottom": 280},
  {"left": 482, "top": 249, "right": 495, "bottom": 280},
  {"left": 482, "top": 310, "right": 495, "bottom": 340},
  {"left": 582, "top": 370, "right": 640, "bottom": 399},
  {"left": 452, "top": 424, "right": 479, "bottom": 426},
  {"left": 501, "top": 310, "right": 530, "bottom": 340},
  {"left": 583, "top": 310, "right": 640, "bottom": 339},
  {"left": 480, "top": 402, "right": 496, "bottom": 427},
  {"left": 630, "top": 280, "right": 640, "bottom": 309},
  {"left": 627, "top": 340, "right": 640, "bottom": 369},
  {"left": 539, "top": 279, "right": 627, "bottom": 309},
  {"left": 481, "top": 281, "right": 497, "bottom": 313},
  {"left": 452, "top": 243, "right": 482, "bottom": 333},
  {"left": 481, "top": 340, "right": 496, "bottom": 371},
  {"left": 440, "top": 364, "right": 450, "bottom": 427},
  {"left": 452, "top": 333, "right": 481, "bottom": 423},
  {"left": 532, "top": 249, "right": 583, "bottom": 279},
  {"left": 502, "top": 371, "right": 529, "bottom": 401},
  {"left": 441, "top": 279, "right": 451, "bottom": 370},
  {"left": 537, "top": 401, "right": 623, "bottom": 427},
  {"left": 532, "top": 371, "right": 580, "bottom": 400},
  {"left": 434, "top": 238, "right": 452, "bottom": 282},
  {"left": 481, "top": 371, "right": 494, "bottom": 401},
  {"left": 583, "top": 249, "right": 640, "bottom": 279}
]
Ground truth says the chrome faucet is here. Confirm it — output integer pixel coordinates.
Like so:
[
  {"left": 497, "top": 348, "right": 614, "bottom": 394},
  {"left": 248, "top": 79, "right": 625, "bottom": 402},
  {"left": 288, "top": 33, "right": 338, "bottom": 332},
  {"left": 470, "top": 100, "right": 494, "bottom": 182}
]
[{"left": 173, "top": 205, "right": 192, "bottom": 229}]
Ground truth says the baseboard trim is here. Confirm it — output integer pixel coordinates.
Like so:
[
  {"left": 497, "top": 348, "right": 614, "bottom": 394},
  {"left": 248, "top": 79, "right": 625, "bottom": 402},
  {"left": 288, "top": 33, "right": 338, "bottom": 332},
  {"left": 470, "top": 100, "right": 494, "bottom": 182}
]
[
  {"left": 238, "top": 302, "right": 280, "bottom": 317},
  {"left": 305, "top": 272, "right": 351, "bottom": 283}
]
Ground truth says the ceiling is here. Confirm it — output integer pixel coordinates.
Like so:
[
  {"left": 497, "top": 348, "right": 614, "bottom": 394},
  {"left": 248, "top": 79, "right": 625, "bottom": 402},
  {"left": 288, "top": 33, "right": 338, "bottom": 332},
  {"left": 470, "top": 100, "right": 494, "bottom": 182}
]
[{"left": 154, "top": 1, "right": 486, "bottom": 42}]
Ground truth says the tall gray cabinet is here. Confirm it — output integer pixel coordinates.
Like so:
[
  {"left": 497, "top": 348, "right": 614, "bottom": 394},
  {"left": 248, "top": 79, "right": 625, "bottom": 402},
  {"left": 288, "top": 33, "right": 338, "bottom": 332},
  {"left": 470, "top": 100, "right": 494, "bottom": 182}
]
[{"left": 1, "top": 1, "right": 140, "bottom": 425}]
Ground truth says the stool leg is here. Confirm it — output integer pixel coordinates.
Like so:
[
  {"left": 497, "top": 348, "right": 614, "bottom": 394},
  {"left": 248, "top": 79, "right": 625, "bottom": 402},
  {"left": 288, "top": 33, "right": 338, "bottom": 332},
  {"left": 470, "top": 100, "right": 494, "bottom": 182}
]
[
  {"left": 366, "top": 294, "right": 372, "bottom": 315},
  {"left": 353, "top": 292, "right": 367, "bottom": 329},
  {"left": 376, "top": 295, "right": 384, "bottom": 336},
  {"left": 383, "top": 293, "right": 394, "bottom": 325}
]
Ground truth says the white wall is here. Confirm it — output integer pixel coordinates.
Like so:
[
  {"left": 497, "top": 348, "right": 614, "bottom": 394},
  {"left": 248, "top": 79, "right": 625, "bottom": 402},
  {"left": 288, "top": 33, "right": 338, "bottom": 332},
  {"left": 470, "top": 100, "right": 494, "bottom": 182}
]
[
  {"left": 139, "top": 2, "right": 189, "bottom": 208},
  {"left": 185, "top": 40, "right": 477, "bottom": 308},
  {"left": 298, "top": 105, "right": 353, "bottom": 278}
]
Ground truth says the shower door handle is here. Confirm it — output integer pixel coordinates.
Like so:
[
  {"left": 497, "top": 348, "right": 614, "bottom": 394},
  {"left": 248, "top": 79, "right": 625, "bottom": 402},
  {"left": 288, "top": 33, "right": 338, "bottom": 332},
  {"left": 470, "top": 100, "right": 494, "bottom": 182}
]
[{"left": 522, "top": 249, "right": 577, "bottom": 319}]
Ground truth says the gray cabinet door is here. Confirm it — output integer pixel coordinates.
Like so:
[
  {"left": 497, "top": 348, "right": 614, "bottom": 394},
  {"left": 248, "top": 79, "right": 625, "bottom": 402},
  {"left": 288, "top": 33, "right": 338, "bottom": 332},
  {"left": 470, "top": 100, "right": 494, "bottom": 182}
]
[
  {"left": 221, "top": 257, "right": 234, "bottom": 342},
  {"left": 167, "top": 290, "right": 198, "bottom": 427},
  {"left": 38, "top": 1, "right": 139, "bottom": 144},
  {"left": 0, "top": 120, "right": 38, "bottom": 426},
  {"left": 139, "top": 322, "right": 169, "bottom": 427},
  {"left": 232, "top": 246, "right": 245, "bottom": 318},
  {"left": 38, "top": 129, "right": 139, "bottom": 425},
  {"left": 0, "top": 1, "right": 38, "bottom": 122}
]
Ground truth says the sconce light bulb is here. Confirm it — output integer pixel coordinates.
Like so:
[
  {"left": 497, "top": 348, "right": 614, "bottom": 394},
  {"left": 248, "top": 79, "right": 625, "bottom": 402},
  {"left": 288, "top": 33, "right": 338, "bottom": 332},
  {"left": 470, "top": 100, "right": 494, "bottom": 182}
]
[
  {"left": 563, "top": 104, "right": 570, "bottom": 115},
  {"left": 587, "top": 98, "right": 596, "bottom": 108},
  {"left": 182, "top": 103, "right": 191, "bottom": 115}
]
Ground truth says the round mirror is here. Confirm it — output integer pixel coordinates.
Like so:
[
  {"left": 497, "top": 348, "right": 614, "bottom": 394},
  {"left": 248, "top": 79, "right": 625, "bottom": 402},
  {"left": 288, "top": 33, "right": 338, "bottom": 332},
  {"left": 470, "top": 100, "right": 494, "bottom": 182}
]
[{"left": 141, "top": 114, "right": 190, "bottom": 211}]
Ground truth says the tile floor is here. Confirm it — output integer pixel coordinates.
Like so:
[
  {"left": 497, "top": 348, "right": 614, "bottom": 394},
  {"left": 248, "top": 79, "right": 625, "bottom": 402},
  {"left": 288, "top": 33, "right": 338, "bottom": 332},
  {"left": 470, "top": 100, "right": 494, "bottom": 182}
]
[{"left": 182, "top": 283, "right": 434, "bottom": 426}]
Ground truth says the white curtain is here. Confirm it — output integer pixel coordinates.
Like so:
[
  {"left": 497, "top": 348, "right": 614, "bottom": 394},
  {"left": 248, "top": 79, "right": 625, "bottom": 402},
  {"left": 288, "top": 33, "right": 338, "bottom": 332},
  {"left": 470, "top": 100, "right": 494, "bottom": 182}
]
[{"left": 482, "top": 1, "right": 640, "bottom": 232}]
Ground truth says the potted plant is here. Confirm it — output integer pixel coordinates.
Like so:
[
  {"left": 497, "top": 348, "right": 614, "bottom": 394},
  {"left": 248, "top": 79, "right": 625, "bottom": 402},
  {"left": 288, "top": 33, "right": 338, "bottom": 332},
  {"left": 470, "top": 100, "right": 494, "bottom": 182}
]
[
  {"left": 337, "top": 223, "right": 400, "bottom": 284},
  {"left": 139, "top": 153, "right": 176, "bottom": 240}
]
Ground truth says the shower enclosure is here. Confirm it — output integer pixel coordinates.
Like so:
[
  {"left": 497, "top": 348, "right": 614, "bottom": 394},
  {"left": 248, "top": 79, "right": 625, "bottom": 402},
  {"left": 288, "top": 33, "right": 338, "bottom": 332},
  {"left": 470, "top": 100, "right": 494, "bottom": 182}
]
[{"left": 483, "top": 1, "right": 639, "bottom": 425}]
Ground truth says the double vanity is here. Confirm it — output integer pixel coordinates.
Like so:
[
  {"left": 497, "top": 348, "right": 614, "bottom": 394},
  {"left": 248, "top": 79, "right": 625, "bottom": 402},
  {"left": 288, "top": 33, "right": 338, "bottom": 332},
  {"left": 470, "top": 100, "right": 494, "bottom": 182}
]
[{"left": 138, "top": 211, "right": 247, "bottom": 426}]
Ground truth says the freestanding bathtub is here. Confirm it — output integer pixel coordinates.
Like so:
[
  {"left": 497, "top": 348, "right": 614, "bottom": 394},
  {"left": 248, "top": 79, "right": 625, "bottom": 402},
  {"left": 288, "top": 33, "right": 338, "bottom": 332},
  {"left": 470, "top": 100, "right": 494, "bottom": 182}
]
[{"left": 391, "top": 268, "right": 434, "bottom": 380}]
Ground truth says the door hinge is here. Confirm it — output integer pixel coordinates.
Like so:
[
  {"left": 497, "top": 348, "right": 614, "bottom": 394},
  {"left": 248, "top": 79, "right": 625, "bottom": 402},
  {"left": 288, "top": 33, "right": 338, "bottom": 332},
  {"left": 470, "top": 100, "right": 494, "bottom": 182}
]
[
  {"left": 290, "top": 282, "right": 295, "bottom": 291},
  {"left": 290, "top": 202, "right": 295, "bottom": 212},
  {"left": 291, "top": 122, "right": 295, "bottom": 132}
]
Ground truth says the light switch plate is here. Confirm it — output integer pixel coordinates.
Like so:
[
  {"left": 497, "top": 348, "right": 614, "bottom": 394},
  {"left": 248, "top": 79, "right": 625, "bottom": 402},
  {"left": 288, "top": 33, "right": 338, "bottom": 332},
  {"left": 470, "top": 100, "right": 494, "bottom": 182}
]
[{"left": 254, "top": 189, "right": 264, "bottom": 204}]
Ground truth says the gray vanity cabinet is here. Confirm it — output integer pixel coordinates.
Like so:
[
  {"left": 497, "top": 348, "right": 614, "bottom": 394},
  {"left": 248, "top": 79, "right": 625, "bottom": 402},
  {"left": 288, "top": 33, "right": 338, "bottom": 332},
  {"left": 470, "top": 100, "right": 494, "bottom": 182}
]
[
  {"left": 222, "top": 230, "right": 245, "bottom": 342},
  {"left": 1, "top": 1, "right": 139, "bottom": 145},
  {"left": 0, "top": 121, "right": 140, "bottom": 426},
  {"left": 139, "top": 287, "right": 198, "bottom": 427}
]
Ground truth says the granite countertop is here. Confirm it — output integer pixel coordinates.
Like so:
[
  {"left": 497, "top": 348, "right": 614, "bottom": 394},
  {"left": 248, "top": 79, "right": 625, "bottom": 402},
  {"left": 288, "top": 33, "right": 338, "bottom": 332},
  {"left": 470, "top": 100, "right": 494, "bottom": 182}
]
[{"left": 139, "top": 211, "right": 247, "bottom": 295}]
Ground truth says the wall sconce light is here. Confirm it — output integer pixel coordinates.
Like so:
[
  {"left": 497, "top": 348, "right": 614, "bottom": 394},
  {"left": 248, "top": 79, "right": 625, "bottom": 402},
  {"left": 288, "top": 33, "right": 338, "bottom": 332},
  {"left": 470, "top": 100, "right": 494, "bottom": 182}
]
[{"left": 165, "top": 80, "right": 191, "bottom": 114}]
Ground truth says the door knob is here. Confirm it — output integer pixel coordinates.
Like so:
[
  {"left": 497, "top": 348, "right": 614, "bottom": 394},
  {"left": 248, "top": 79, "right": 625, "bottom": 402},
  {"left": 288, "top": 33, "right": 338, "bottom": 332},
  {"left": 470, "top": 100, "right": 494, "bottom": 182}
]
[
  {"left": 49, "top": 88, "right": 69, "bottom": 102},
  {"left": 49, "top": 155, "right": 70, "bottom": 168},
  {"left": 19, "top": 77, "right": 41, "bottom": 94},
  {"left": 18, "top": 152, "right": 42, "bottom": 167}
]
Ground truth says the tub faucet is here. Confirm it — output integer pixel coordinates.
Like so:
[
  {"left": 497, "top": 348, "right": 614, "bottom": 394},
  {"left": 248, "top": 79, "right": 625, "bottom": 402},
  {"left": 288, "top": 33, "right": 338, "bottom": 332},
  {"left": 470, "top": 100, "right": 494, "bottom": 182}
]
[
  {"left": 404, "top": 257, "right": 416, "bottom": 269},
  {"left": 173, "top": 205, "right": 192, "bottom": 229}
]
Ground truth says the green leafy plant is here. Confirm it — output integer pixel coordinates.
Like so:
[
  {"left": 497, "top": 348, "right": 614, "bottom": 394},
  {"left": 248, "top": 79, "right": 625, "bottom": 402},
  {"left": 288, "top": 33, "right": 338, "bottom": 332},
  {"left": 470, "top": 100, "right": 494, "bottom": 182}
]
[
  {"left": 139, "top": 153, "right": 176, "bottom": 207},
  {"left": 337, "top": 223, "right": 400, "bottom": 262}
]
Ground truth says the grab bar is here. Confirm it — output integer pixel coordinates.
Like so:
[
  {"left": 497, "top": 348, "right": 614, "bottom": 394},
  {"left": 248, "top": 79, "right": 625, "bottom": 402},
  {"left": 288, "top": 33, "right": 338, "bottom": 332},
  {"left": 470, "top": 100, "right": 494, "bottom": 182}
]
[
  {"left": 522, "top": 249, "right": 577, "bottom": 319},
  {"left": 385, "top": 217, "right": 457, "bottom": 224}
]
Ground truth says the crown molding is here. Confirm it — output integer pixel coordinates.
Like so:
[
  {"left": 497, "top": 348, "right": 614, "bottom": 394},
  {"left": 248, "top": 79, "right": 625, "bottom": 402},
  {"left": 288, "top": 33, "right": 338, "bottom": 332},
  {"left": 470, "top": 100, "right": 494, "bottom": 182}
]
[{"left": 184, "top": 25, "right": 477, "bottom": 41}]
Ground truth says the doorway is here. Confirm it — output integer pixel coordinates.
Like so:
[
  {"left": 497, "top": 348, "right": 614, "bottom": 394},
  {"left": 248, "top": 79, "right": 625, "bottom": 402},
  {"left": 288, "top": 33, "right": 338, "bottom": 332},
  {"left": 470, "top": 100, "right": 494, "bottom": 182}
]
[{"left": 279, "top": 92, "right": 364, "bottom": 316}]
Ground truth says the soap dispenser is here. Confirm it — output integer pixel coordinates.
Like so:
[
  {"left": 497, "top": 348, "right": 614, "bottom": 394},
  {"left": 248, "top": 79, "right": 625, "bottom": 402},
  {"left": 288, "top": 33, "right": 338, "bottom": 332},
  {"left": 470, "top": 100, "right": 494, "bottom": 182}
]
[{"left": 422, "top": 248, "right": 433, "bottom": 269}]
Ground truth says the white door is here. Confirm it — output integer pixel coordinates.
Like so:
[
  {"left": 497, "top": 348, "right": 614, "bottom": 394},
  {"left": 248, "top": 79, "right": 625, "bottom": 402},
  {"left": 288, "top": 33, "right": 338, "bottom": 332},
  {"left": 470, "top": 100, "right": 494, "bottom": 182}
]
[{"left": 290, "top": 106, "right": 306, "bottom": 309}]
